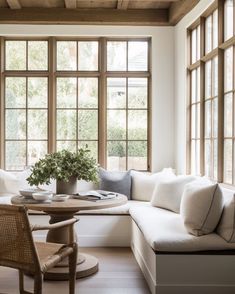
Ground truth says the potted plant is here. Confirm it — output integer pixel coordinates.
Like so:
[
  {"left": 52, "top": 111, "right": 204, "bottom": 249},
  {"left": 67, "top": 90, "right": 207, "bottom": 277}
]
[{"left": 27, "top": 148, "right": 98, "bottom": 194}]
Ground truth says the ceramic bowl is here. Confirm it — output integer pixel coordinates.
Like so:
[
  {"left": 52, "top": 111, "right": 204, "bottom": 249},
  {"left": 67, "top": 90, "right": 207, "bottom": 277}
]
[
  {"left": 32, "top": 192, "right": 53, "bottom": 201},
  {"left": 53, "top": 194, "right": 70, "bottom": 202},
  {"left": 19, "top": 188, "right": 45, "bottom": 199}
]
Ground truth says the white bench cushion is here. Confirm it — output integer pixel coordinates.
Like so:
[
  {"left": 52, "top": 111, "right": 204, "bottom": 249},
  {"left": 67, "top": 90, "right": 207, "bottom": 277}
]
[
  {"left": 78, "top": 200, "right": 150, "bottom": 215},
  {"left": 130, "top": 205, "right": 235, "bottom": 252}
]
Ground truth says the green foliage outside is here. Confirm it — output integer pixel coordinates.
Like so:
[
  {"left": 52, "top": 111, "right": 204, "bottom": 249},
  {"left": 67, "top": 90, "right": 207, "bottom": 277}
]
[{"left": 27, "top": 149, "right": 98, "bottom": 186}]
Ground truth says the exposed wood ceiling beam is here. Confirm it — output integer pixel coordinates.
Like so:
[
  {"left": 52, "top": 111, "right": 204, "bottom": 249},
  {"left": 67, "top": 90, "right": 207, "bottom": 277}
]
[
  {"left": 6, "top": 0, "right": 21, "bottom": 9},
  {"left": 64, "top": 0, "right": 76, "bottom": 9},
  {"left": 117, "top": 0, "right": 129, "bottom": 10},
  {"left": 169, "top": 0, "right": 200, "bottom": 25},
  {"left": 0, "top": 8, "right": 169, "bottom": 26}
]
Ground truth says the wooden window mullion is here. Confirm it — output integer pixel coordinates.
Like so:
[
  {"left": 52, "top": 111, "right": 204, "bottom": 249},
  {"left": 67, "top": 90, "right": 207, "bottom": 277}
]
[{"left": 0, "top": 37, "right": 4, "bottom": 169}]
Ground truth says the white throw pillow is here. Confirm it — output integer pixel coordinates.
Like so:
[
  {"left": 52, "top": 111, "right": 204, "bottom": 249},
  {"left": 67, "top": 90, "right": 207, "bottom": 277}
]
[
  {"left": 131, "top": 168, "right": 176, "bottom": 201},
  {"left": 0, "top": 169, "right": 19, "bottom": 196},
  {"left": 217, "top": 194, "right": 235, "bottom": 242},
  {"left": 151, "top": 175, "right": 196, "bottom": 212},
  {"left": 181, "top": 182, "right": 223, "bottom": 236}
]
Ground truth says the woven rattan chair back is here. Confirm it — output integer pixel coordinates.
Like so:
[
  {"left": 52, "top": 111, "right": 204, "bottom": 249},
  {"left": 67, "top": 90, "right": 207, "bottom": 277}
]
[{"left": 0, "top": 204, "right": 40, "bottom": 273}]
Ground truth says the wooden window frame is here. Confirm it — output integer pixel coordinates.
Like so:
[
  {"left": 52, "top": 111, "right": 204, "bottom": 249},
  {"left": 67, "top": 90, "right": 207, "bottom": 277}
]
[
  {"left": 187, "top": 0, "right": 235, "bottom": 185},
  {"left": 0, "top": 37, "right": 152, "bottom": 171}
]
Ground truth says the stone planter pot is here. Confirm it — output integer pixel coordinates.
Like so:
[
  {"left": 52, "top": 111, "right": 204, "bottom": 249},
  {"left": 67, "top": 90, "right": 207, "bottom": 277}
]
[{"left": 56, "top": 176, "right": 78, "bottom": 194}]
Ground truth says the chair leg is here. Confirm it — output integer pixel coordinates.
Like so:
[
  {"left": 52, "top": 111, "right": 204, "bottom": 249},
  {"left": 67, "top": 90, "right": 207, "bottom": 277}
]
[
  {"left": 19, "top": 270, "right": 24, "bottom": 294},
  {"left": 69, "top": 244, "right": 78, "bottom": 294},
  {"left": 34, "top": 273, "right": 43, "bottom": 294}
]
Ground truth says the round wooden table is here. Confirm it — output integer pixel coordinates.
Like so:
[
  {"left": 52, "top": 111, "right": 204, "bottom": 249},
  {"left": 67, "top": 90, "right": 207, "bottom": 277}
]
[{"left": 11, "top": 194, "right": 127, "bottom": 281}]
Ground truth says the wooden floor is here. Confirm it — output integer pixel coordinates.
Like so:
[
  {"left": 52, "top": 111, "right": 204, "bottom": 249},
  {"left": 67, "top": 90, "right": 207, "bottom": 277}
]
[{"left": 0, "top": 247, "right": 150, "bottom": 294}]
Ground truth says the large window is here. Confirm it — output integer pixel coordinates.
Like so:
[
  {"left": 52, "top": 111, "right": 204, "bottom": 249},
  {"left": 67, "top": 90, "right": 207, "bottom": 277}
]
[
  {"left": 0, "top": 38, "right": 151, "bottom": 171},
  {"left": 188, "top": 0, "right": 235, "bottom": 185}
]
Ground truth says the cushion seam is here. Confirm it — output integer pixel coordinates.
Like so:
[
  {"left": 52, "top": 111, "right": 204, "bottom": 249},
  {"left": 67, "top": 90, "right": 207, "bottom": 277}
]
[
  {"left": 228, "top": 195, "right": 235, "bottom": 242},
  {"left": 199, "top": 184, "right": 218, "bottom": 232}
]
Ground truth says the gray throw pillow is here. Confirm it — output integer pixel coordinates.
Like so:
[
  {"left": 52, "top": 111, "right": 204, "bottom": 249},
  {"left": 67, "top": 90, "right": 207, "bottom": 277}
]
[{"left": 99, "top": 168, "right": 131, "bottom": 199}]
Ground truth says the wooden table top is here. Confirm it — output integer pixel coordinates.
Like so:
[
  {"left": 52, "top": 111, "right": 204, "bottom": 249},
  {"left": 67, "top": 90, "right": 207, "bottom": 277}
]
[{"left": 11, "top": 194, "right": 128, "bottom": 213}]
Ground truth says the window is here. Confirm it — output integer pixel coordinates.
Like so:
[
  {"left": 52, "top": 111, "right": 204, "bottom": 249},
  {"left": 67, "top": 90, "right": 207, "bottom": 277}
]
[
  {"left": 4, "top": 40, "right": 48, "bottom": 170},
  {"left": 1, "top": 38, "right": 151, "bottom": 171},
  {"left": 189, "top": 25, "right": 201, "bottom": 175},
  {"left": 106, "top": 41, "right": 149, "bottom": 171},
  {"left": 188, "top": 1, "right": 235, "bottom": 185}
]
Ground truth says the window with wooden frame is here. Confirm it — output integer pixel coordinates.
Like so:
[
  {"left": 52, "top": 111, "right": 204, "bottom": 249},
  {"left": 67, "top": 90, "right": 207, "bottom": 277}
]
[
  {"left": 3, "top": 40, "right": 49, "bottom": 170},
  {"left": 188, "top": 1, "right": 235, "bottom": 186},
  {"left": 189, "top": 25, "right": 201, "bottom": 175},
  {"left": 0, "top": 37, "right": 151, "bottom": 171}
]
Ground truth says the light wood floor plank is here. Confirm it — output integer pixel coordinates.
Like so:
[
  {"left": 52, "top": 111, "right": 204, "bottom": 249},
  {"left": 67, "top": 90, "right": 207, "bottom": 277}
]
[{"left": 0, "top": 247, "right": 150, "bottom": 294}]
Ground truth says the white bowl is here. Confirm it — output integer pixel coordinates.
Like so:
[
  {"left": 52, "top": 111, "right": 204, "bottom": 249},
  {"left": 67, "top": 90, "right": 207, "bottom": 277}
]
[
  {"left": 53, "top": 194, "right": 70, "bottom": 202},
  {"left": 32, "top": 192, "right": 53, "bottom": 201},
  {"left": 20, "top": 188, "right": 45, "bottom": 199}
]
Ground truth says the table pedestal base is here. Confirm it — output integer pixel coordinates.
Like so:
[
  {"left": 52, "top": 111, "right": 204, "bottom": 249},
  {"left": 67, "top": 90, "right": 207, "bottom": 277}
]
[
  {"left": 44, "top": 253, "right": 98, "bottom": 280},
  {"left": 44, "top": 212, "right": 99, "bottom": 280}
]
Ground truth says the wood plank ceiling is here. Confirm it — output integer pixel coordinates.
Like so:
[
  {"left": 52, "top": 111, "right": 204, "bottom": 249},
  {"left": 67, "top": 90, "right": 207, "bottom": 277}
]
[{"left": 0, "top": 0, "right": 200, "bottom": 26}]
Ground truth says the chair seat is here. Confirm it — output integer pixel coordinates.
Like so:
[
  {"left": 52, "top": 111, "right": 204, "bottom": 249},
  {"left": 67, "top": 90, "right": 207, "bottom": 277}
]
[{"left": 35, "top": 242, "right": 73, "bottom": 273}]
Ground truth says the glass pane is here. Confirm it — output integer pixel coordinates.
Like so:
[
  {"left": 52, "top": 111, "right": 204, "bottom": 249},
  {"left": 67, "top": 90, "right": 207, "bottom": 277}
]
[
  {"left": 107, "top": 110, "right": 126, "bottom": 140},
  {"left": 205, "top": 15, "right": 212, "bottom": 54},
  {"left": 197, "top": 26, "right": 200, "bottom": 60},
  {"left": 205, "top": 60, "right": 212, "bottom": 98},
  {"left": 212, "top": 10, "right": 218, "bottom": 49},
  {"left": 28, "top": 110, "right": 47, "bottom": 140},
  {"left": 128, "top": 41, "right": 148, "bottom": 71},
  {"left": 57, "top": 41, "right": 77, "bottom": 71},
  {"left": 57, "top": 110, "right": 76, "bottom": 140},
  {"left": 78, "top": 110, "right": 98, "bottom": 140},
  {"left": 107, "top": 78, "right": 126, "bottom": 109},
  {"left": 28, "top": 41, "right": 48, "bottom": 71},
  {"left": 78, "top": 78, "right": 98, "bottom": 108},
  {"left": 28, "top": 141, "right": 47, "bottom": 166},
  {"left": 78, "top": 141, "right": 98, "bottom": 161},
  {"left": 224, "top": 93, "right": 233, "bottom": 137},
  {"left": 28, "top": 77, "right": 48, "bottom": 108},
  {"left": 191, "top": 69, "right": 196, "bottom": 103},
  {"left": 5, "top": 109, "right": 26, "bottom": 139},
  {"left": 196, "top": 103, "right": 200, "bottom": 139},
  {"left": 224, "top": 139, "right": 233, "bottom": 184},
  {"left": 128, "top": 141, "right": 147, "bottom": 170},
  {"left": 5, "top": 77, "right": 26, "bottom": 108},
  {"left": 57, "top": 141, "right": 76, "bottom": 152},
  {"left": 191, "top": 140, "right": 196, "bottom": 174},
  {"left": 205, "top": 100, "right": 211, "bottom": 138},
  {"left": 191, "top": 104, "right": 196, "bottom": 139},
  {"left": 78, "top": 41, "right": 98, "bottom": 71},
  {"left": 57, "top": 78, "right": 76, "bottom": 108},
  {"left": 224, "top": 47, "right": 233, "bottom": 92},
  {"left": 196, "top": 140, "right": 200, "bottom": 175},
  {"left": 107, "top": 141, "right": 126, "bottom": 171},
  {"left": 205, "top": 140, "right": 212, "bottom": 177},
  {"left": 128, "top": 110, "right": 147, "bottom": 140},
  {"left": 128, "top": 78, "right": 147, "bottom": 108},
  {"left": 213, "top": 139, "right": 218, "bottom": 180},
  {"left": 212, "top": 56, "right": 218, "bottom": 97},
  {"left": 5, "top": 141, "right": 26, "bottom": 170},
  {"left": 224, "top": 0, "right": 234, "bottom": 41},
  {"left": 191, "top": 29, "right": 197, "bottom": 64},
  {"left": 212, "top": 98, "right": 218, "bottom": 138},
  {"left": 5, "top": 41, "right": 26, "bottom": 70},
  {"left": 196, "top": 67, "right": 200, "bottom": 102},
  {"left": 107, "top": 41, "right": 127, "bottom": 71}
]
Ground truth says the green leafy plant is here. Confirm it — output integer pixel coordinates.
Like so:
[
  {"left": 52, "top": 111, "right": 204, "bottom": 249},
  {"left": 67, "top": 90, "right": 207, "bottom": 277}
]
[{"left": 27, "top": 148, "right": 98, "bottom": 186}]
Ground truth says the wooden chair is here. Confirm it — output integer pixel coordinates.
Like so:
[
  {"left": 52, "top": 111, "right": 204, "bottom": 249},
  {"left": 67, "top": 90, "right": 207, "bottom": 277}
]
[{"left": 0, "top": 204, "right": 78, "bottom": 294}]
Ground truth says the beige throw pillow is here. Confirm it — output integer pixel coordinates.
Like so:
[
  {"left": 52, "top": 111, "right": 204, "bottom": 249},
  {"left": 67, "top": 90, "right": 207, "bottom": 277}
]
[
  {"left": 131, "top": 168, "right": 176, "bottom": 201},
  {"left": 151, "top": 175, "right": 196, "bottom": 213},
  {"left": 0, "top": 169, "right": 19, "bottom": 196},
  {"left": 180, "top": 182, "right": 223, "bottom": 236},
  {"left": 217, "top": 194, "right": 235, "bottom": 242}
]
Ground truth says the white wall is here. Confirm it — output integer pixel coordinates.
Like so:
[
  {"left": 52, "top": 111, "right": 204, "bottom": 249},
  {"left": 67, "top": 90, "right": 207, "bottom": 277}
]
[
  {"left": 174, "top": 0, "right": 214, "bottom": 174},
  {"left": 0, "top": 25, "right": 175, "bottom": 172}
]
